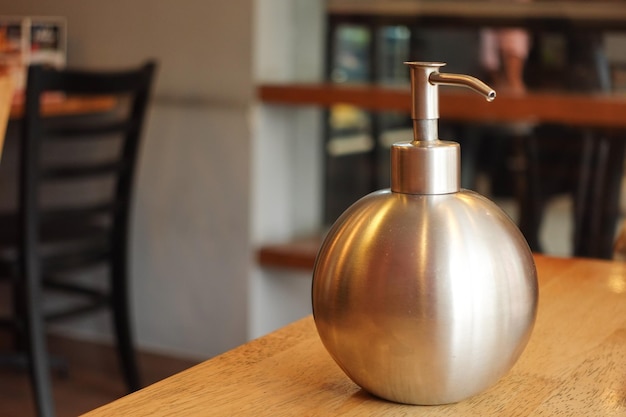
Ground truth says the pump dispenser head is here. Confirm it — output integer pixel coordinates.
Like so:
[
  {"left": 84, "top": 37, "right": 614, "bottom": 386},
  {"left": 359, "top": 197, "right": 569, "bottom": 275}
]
[{"left": 391, "top": 62, "right": 496, "bottom": 195}]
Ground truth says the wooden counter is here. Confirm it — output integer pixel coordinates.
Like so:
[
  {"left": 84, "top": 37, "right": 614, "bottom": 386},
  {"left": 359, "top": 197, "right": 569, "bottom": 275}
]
[
  {"left": 83, "top": 255, "right": 626, "bottom": 416},
  {"left": 257, "top": 234, "right": 321, "bottom": 270},
  {"left": 258, "top": 83, "right": 626, "bottom": 129}
]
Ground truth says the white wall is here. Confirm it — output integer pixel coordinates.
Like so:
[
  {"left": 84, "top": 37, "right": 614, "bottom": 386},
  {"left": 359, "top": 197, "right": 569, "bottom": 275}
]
[
  {"left": 250, "top": 0, "right": 324, "bottom": 338},
  {"left": 1, "top": 0, "right": 327, "bottom": 358},
  {"left": 1, "top": 0, "right": 254, "bottom": 359}
]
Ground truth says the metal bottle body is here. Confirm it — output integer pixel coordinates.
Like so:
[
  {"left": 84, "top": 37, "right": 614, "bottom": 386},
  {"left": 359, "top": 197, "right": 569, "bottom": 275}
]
[{"left": 312, "top": 189, "right": 538, "bottom": 405}]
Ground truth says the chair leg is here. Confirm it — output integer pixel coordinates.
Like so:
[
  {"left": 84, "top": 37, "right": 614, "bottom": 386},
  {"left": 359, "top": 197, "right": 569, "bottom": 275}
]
[
  {"left": 573, "top": 132, "right": 595, "bottom": 257},
  {"left": 518, "top": 135, "right": 545, "bottom": 253},
  {"left": 21, "top": 280, "right": 56, "bottom": 417},
  {"left": 574, "top": 134, "right": 625, "bottom": 259},
  {"left": 110, "top": 251, "right": 141, "bottom": 392},
  {"left": 13, "top": 280, "right": 26, "bottom": 351}
]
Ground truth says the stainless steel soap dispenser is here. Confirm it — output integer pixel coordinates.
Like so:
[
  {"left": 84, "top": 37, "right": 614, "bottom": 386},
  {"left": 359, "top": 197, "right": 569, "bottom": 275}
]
[{"left": 312, "top": 62, "right": 538, "bottom": 405}]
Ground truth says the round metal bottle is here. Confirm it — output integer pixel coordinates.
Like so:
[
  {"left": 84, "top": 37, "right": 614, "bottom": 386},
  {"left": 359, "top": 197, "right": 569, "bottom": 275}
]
[{"left": 312, "top": 63, "right": 538, "bottom": 405}]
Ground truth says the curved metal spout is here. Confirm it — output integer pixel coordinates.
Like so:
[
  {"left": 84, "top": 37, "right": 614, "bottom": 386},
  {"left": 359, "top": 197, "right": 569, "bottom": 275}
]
[
  {"left": 429, "top": 72, "right": 496, "bottom": 101},
  {"left": 404, "top": 62, "right": 496, "bottom": 122},
  {"left": 404, "top": 61, "right": 496, "bottom": 142}
]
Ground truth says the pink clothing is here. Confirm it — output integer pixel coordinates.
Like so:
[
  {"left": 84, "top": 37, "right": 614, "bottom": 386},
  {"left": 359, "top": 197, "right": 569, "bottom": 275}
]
[{"left": 481, "top": 28, "right": 530, "bottom": 72}]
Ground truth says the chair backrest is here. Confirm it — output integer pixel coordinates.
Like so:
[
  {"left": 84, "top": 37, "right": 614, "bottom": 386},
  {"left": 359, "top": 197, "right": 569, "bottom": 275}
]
[{"left": 20, "top": 61, "right": 156, "bottom": 270}]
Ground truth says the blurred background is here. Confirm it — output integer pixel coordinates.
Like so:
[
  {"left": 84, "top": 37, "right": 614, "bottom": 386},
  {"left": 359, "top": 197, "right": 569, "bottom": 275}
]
[{"left": 1, "top": 2, "right": 626, "bottom": 414}]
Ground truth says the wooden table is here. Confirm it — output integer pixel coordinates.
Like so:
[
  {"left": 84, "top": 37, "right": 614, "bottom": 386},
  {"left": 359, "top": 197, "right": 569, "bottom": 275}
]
[
  {"left": 9, "top": 94, "right": 117, "bottom": 120},
  {"left": 84, "top": 255, "right": 626, "bottom": 416}
]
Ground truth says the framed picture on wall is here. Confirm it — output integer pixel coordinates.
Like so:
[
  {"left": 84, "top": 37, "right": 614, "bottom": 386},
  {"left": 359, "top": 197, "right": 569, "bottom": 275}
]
[{"left": 0, "top": 16, "right": 67, "bottom": 97}]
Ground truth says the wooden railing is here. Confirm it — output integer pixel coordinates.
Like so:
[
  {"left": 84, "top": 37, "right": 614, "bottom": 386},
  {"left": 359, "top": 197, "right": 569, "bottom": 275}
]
[{"left": 258, "top": 83, "right": 626, "bottom": 128}]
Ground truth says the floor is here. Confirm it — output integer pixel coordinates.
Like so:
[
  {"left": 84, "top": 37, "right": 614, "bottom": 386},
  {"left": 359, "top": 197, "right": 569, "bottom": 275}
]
[{"left": 0, "top": 334, "right": 199, "bottom": 417}]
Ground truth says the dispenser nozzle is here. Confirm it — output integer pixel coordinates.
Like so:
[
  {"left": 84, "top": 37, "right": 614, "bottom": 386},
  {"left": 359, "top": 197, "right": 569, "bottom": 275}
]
[
  {"left": 404, "top": 62, "right": 496, "bottom": 124},
  {"left": 429, "top": 73, "right": 496, "bottom": 102}
]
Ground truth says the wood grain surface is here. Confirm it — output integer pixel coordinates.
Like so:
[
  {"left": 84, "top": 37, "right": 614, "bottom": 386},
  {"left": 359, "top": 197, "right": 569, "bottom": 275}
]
[{"left": 83, "top": 255, "right": 626, "bottom": 416}]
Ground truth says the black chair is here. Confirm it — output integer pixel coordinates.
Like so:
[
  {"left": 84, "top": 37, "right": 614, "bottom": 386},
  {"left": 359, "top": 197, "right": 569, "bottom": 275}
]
[
  {"left": 518, "top": 124, "right": 626, "bottom": 259},
  {"left": 518, "top": 31, "right": 622, "bottom": 259},
  {"left": 0, "top": 61, "right": 156, "bottom": 417}
]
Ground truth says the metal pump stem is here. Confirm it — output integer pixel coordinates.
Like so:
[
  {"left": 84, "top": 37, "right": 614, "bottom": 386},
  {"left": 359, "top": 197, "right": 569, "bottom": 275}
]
[
  {"left": 405, "top": 62, "right": 495, "bottom": 142},
  {"left": 392, "top": 62, "right": 496, "bottom": 195}
]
